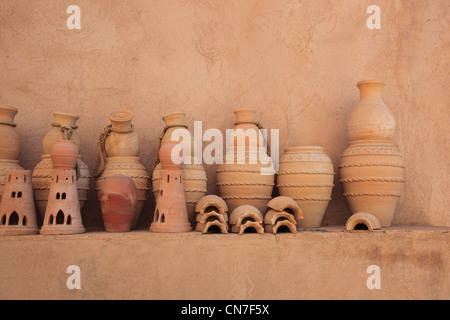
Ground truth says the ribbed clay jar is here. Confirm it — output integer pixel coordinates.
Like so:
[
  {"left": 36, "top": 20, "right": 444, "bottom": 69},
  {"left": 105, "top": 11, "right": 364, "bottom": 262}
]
[
  {"left": 95, "top": 110, "right": 149, "bottom": 229},
  {"left": 216, "top": 108, "right": 275, "bottom": 214},
  {"left": 339, "top": 140, "right": 404, "bottom": 227},
  {"left": 151, "top": 112, "right": 207, "bottom": 228},
  {"left": 0, "top": 106, "right": 23, "bottom": 201},
  {"left": 277, "top": 146, "right": 334, "bottom": 227},
  {"left": 32, "top": 112, "right": 90, "bottom": 218},
  {"left": 340, "top": 80, "right": 404, "bottom": 227}
]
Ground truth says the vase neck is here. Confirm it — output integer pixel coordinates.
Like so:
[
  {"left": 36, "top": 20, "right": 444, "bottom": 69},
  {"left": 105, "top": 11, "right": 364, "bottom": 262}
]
[
  {"left": 110, "top": 120, "right": 133, "bottom": 132},
  {"left": 234, "top": 108, "right": 258, "bottom": 125},
  {"left": 357, "top": 81, "right": 385, "bottom": 99}
]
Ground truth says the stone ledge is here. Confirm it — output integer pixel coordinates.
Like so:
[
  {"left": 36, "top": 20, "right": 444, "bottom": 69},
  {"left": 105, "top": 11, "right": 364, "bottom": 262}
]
[
  {"left": 0, "top": 225, "right": 448, "bottom": 300},
  {"left": 0, "top": 225, "right": 448, "bottom": 241}
]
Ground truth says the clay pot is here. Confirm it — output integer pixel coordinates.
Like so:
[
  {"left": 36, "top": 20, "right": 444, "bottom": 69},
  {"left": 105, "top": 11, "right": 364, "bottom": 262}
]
[
  {"left": 100, "top": 175, "right": 137, "bottom": 232},
  {"left": 32, "top": 112, "right": 90, "bottom": 218},
  {"left": 340, "top": 81, "right": 404, "bottom": 228},
  {"left": 0, "top": 106, "right": 24, "bottom": 202},
  {"left": 152, "top": 111, "right": 207, "bottom": 228},
  {"left": 216, "top": 108, "right": 275, "bottom": 213},
  {"left": 42, "top": 112, "right": 82, "bottom": 154},
  {"left": 0, "top": 106, "right": 21, "bottom": 160},
  {"left": 0, "top": 170, "right": 39, "bottom": 236},
  {"left": 96, "top": 157, "right": 149, "bottom": 229},
  {"left": 105, "top": 110, "right": 140, "bottom": 157},
  {"left": 95, "top": 110, "right": 150, "bottom": 230},
  {"left": 277, "top": 146, "right": 334, "bottom": 227},
  {"left": 150, "top": 141, "right": 191, "bottom": 233},
  {"left": 347, "top": 81, "right": 395, "bottom": 142},
  {"left": 339, "top": 140, "right": 404, "bottom": 227}
]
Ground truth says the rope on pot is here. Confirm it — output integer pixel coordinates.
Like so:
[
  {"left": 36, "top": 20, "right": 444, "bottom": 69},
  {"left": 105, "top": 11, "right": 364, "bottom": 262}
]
[
  {"left": 233, "top": 121, "right": 271, "bottom": 156},
  {"left": 150, "top": 123, "right": 188, "bottom": 180},
  {"left": 0, "top": 121, "right": 17, "bottom": 127},
  {"left": 52, "top": 122, "right": 81, "bottom": 179},
  {"left": 51, "top": 122, "right": 78, "bottom": 140},
  {"left": 93, "top": 124, "right": 134, "bottom": 178}
]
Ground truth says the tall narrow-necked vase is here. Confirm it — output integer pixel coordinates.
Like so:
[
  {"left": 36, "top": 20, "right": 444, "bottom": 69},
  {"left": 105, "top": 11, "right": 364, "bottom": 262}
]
[
  {"left": 340, "top": 81, "right": 404, "bottom": 227},
  {"left": 216, "top": 108, "right": 275, "bottom": 214},
  {"left": 95, "top": 110, "right": 150, "bottom": 229}
]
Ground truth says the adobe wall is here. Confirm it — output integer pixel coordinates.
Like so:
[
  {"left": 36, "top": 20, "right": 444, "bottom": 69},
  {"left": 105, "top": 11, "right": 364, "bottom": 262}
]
[{"left": 0, "top": 0, "right": 448, "bottom": 229}]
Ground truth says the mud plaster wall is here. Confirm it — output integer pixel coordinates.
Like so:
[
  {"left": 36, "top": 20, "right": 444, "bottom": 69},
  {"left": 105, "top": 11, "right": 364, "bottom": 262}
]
[{"left": 0, "top": 0, "right": 448, "bottom": 229}]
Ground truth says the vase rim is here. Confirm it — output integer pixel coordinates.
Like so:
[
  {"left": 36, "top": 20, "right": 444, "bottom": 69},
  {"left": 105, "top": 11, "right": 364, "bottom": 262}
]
[
  {"left": 357, "top": 80, "right": 385, "bottom": 87},
  {"left": 109, "top": 110, "right": 133, "bottom": 122},
  {"left": 0, "top": 105, "right": 18, "bottom": 113},
  {"left": 162, "top": 111, "right": 185, "bottom": 119}
]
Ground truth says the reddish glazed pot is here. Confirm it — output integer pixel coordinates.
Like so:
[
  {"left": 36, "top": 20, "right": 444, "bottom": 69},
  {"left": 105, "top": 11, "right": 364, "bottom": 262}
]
[
  {"left": 50, "top": 140, "right": 79, "bottom": 169},
  {"left": 100, "top": 175, "right": 137, "bottom": 232}
]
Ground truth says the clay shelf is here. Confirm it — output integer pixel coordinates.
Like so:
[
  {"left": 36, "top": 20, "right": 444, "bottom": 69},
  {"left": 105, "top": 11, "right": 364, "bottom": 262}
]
[{"left": 0, "top": 225, "right": 447, "bottom": 240}]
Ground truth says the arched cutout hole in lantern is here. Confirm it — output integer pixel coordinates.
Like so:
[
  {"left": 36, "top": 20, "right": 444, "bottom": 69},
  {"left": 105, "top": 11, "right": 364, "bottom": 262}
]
[
  {"left": 8, "top": 211, "right": 19, "bottom": 225},
  {"left": 56, "top": 210, "right": 65, "bottom": 224}
]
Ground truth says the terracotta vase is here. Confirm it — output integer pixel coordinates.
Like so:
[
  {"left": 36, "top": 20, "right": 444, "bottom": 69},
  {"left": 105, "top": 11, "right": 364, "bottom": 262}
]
[
  {"left": 0, "top": 106, "right": 24, "bottom": 202},
  {"left": 277, "top": 146, "right": 334, "bottom": 227},
  {"left": 0, "top": 106, "right": 21, "bottom": 160},
  {"left": 95, "top": 110, "right": 150, "bottom": 230},
  {"left": 104, "top": 110, "right": 140, "bottom": 157},
  {"left": 40, "top": 141, "right": 85, "bottom": 235},
  {"left": 100, "top": 175, "right": 137, "bottom": 232},
  {"left": 347, "top": 81, "right": 396, "bottom": 142},
  {"left": 151, "top": 112, "right": 207, "bottom": 228},
  {"left": 340, "top": 81, "right": 404, "bottom": 227},
  {"left": 0, "top": 170, "right": 39, "bottom": 236},
  {"left": 42, "top": 112, "right": 82, "bottom": 154},
  {"left": 216, "top": 108, "right": 275, "bottom": 213},
  {"left": 339, "top": 140, "right": 404, "bottom": 227},
  {"left": 150, "top": 141, "right": 191, "bottom": 233},
  {"left": 32, "top": 112, "right": 90, "bottom": 218}
]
